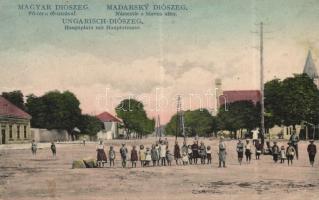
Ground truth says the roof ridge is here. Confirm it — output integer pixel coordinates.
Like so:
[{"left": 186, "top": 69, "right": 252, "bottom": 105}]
[
  {"left": 96, "top": 111, "right": 121, "bottom": 122},
  {"left": 0, "top": 96, "right": 31, "bottom": 119}
]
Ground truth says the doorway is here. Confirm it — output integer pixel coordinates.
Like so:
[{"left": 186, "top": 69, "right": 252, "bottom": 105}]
[{"left": 1, "top": 129, "right": 5, "bottom": 144}]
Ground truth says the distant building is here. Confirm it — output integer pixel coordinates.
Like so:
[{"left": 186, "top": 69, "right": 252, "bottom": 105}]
[
  {"left": 214, "top": 81, "right": 297, "bottom": 139},
  {"left": 303, "top": 50, "right": 319, "bottom": 88},
  {"left": 0, "top": 96, "right": 32, "bottom": 144},
  {"left": 96, "top": 111, "right": 122, "bottom": 140}
]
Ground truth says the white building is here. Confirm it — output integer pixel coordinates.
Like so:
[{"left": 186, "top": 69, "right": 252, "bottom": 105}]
[{"left": 96, "top": 112, "right": 122, "bottom": 140}]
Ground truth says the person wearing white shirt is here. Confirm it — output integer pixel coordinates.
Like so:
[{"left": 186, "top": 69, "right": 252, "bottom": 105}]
[{"left": 252, "top": 129, "right": 259, "bottom": 145}]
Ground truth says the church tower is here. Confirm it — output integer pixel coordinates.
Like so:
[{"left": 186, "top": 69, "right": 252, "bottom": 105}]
[
  {"left": 303, "top": 50, "right": 319, "bottom": 88},
  {"left": 214, "top": 78, "right": 223, "bottom": 113}
]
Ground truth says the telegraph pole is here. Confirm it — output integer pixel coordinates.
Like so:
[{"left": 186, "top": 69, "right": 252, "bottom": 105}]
[
  {"left": 156, "top": 115, "right": 161, "bottom": 138},
  {"left": 176, "top": 95, "right": 185, "bottom": 141},
  {"left": 259, "top": 22, "right": 266, "bottom": 145},
  {"left": 176, "top": 96, "right": 181, "bottom": 140},
  {"left": 181, "top": 111, "right": 185, "bottom": 141}
]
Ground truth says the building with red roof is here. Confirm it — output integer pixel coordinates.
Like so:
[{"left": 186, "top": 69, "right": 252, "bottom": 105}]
[
  {"left": 96, "top": 111, "right": 122, "bottom": 140},
  {"left": 219, "top": 90, "right": 261, "bottom": 106},
  {"left": 0, "top": 96, "right": 32, "bottom": 144},
  {"left": 96, "top": 111, "right": 121, "bottom": 123}
]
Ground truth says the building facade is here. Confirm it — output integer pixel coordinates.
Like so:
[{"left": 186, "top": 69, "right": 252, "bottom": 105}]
[
  {"left": 96, "top": 111, "right": 122, "bottom": 140},
  {"left": 0, "top": 96, "right": 32, "bottom": 144}
]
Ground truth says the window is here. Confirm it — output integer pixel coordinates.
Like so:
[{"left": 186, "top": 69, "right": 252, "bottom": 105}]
[
  {"left": 9, "top": 125, "right": 12, "bottom": 139},
  {"left": 17, "top": 125, "right": 20, "bottom": 139},
  {"left": 24, "top": 126, "right": 27, "bottom": 138}
]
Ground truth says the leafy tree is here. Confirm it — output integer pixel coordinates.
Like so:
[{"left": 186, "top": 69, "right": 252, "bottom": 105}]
[
  {"left": 264, "top": 74, "right": 319, "bottom": 129},
  {"left": 165, "top": 114, "right": 178, "bottom": 137},
  {"left": 78, "top": 114, "right": 103, "bottom": 138},
  {"left": 2, "top": 90, "right": 25, "bottom": 110},
  {"left": 25, "top": 94, "right": 46, "bottom": 128},
  {"left": 25, "top": 90, "right": 82, "bottom": 140},
  {"left": 165, "top": 109, "right": 216, "bottom": 137},
  {"left": 264, "top": 79, "right": 284, "bottom": 127},
  {"left": 281, "top": 74, "right": 319, "bottom": 127},
  {"left": 115, "top": 99, "right": 154, "bottom": 138},
  {"left": 217, "top": 100, "right": 259, "bottom": 139}
]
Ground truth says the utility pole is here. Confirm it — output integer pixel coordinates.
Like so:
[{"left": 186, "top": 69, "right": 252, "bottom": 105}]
[
  {"left": 180, "top": 110, "right": 186, "bottom": 142},
  {"left": 176, "top": 96, "right": 181, "bottom": 140},
  {"left": 259, "top": 22, "right": 266, "bottom": 145},
  {"left": 176, "top": 95, "right": 185, "bottom": 141},
  {"left": 156, "top": 115, "right": 161, "bottom": 138}
]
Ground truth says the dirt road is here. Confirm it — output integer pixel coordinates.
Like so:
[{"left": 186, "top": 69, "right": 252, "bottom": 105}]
[{"left": 0, "top": 137, "right": 318, "bottom": 200}]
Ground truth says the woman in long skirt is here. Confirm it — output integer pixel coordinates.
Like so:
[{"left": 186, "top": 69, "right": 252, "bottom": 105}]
[
  {"left": 96, "top": 140, "right": 107, "bottom": 168},
  {"left": 286, "top": 142, "right": 295, "bottom": 166}
]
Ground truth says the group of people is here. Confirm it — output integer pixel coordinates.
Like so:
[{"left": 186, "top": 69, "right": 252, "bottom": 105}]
[
  {"left": 234, "top": 130, "right": 318, "bottom": 167},
  {"left": 268, "top": 141, "right": 296, "bottom": 165},
  {"left": 96, "top": 136, "right": 317, "bottom": 169},
  {"left": 96, "top": 138, "right": 214, "bottom": 168},
  {"left": 95, "top": 137, "right": 233, "bottom": 168},
  {"left": 236, "top": 139, "right": 303, "bottom": 166},
  {"left": 29, "top": 135, "right": 317, "bottom": 169}
]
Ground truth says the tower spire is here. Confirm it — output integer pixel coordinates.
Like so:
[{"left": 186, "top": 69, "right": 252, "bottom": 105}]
[{"left": 303, "top": 49, "right": 318, "bottom": 79}]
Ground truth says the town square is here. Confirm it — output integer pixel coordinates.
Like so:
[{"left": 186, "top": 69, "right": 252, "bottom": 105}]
[{"left": 1, "top": 0, "right": 319, "bottom": 200}]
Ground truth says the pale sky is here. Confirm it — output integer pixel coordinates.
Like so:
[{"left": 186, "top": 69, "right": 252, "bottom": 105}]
[{"left": 1, "top": 0, "right": 319, "bottom": 123}]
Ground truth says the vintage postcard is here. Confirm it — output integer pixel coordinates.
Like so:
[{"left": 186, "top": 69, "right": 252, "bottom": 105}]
[{"left": 0, "top": 0, "right": 318, "bottom": 200}]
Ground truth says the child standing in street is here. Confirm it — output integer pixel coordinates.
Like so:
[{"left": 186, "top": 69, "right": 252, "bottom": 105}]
[
  {"left": 109, "top": 146, "right": 116, "bottom": 167},
  {"left": 182, "top": 152, "right": 189, "bottom": 165},
  {"left": 131, "top": 146, "right": 138, "bottom": 168},
  {"left": 159, "top": 141, "right": 167, "bottom": 166},
  {"left": 139, "top": 145, "right": 146, "bottom": 167},
  {"left": 120, "top": 143, "right": 128, "bottom": 168},
  {"left": 166, "top": 150, "right": 174, "bottom": 166},
  {"left": 236, "top": 140, "right": 244, "bottom": 165},
  {"left": 280, "top": 145, "right": 286, "bottom": 164},
  {"left": 307, "top": 140, "right": 317, "bottom": 167},
  {"left": 199, "top": 141, "right": 207, "bottom": 164},
  {"left": 188, "top": 145, "right": 193, "bottom": 165},
  {"left": 272, "top": 141, "right": 280, "bottom": 163},
  {"left": 151, "top": 144, "right": 159, "bottom": 166},
  {"left": 206, "top": 146, "right": 212, "bottom": 164},
  {"left": 245, "top": 139, "right": 252, "bottom": 164},
  {"left": 174, "top": 141, "right": 181, "bottom": 165},
  {"left": 31, "top": 140, "right": 37, "bottom": 158},
  {"left": 286, "top": 142, "right": 295, "bottom": 166},
  {"left": 145, "top": 147, "right": 152, "bottom": 167},
  {"left": 255, "top": 140, "right": 262, "bottom": 160},
  {"left": 51, "top": 142, "right": 56, "bottom": 159}
]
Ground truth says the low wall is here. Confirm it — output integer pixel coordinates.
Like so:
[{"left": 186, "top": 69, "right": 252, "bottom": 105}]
[{"left": 31, "top": 128, "right": 70, "bottom": 142}]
